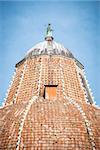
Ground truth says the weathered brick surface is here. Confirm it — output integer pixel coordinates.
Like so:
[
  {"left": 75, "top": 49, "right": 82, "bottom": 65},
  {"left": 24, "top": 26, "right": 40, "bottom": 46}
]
[
  {"left": 5, "top": 63, "right": 25, "bottom": 105},
  {"left": 0, "top": 101, "right": 28, "bottom": 149},
  {"left": 0, "top": 55, "right": 100, "bottom": 149},
  {"left": 82, "top": 105, "right": 100, "bottom": 149},
  {"left": 6, "top": 56, "right": 85, "bottom": 104},
  {"left": 19, "top": 98, "right": 91, "bottom": 149}
]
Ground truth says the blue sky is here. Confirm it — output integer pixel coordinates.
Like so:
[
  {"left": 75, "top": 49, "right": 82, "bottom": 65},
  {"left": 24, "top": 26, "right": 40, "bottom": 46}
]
[{"left": 0, "top": 1, "right": 100, "bottom": 106}]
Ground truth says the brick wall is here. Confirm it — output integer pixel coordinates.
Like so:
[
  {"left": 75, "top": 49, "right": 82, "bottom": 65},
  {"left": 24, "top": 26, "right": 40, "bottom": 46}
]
[
  {"left": 0, "top": 55, "right": 99, "bottom": 149},
  {"left": 6, "top": 55, "right": 85, "bottom": 105}
]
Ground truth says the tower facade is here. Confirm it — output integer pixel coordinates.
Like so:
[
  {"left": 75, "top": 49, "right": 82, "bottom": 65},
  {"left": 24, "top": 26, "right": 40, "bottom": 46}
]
[{"left": 0, "top": 25, "right": 100, "bottom": 150}]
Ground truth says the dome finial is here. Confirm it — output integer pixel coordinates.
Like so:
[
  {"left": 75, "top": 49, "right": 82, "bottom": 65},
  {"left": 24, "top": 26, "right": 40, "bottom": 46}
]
[{"left": 45, "top": 23, "right": 53, "bottom": 41}]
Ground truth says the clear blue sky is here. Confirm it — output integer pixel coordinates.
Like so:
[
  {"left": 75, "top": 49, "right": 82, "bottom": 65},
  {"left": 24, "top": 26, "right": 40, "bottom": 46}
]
[{"left": 0, "top": 1, "right": 100, "bottom": 106}]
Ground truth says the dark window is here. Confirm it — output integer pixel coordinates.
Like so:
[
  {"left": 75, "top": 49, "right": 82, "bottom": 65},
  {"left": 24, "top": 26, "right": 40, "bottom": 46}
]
[{"left": 44, "top": 85, "right": 57, "bottom": 99}]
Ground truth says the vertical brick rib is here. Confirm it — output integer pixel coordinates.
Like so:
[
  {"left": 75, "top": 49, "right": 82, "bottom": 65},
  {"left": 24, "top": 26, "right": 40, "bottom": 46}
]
[
  {"left": 59, "top": 59, "right": 96, "bottom": 150},
  {"left": 76, "top": 65, "right": 94, "bottom": 104},
  {"left": 3, "top": 68, "right": 17, "bottom": 106},
  {"left": 37, "top": 57, "right": 43, "bottom": 96},
  {"left": 13, "top": 60, "right": 27, "bottom": 104},
  {"left": 16, "top": 57, "right": 43, "bottom": 150},
  {"left": 82, "top": 69, "right": 94, "bottom": 103},
  {"left": 16, "top": 96, "right": 38, "bottom": 150}
]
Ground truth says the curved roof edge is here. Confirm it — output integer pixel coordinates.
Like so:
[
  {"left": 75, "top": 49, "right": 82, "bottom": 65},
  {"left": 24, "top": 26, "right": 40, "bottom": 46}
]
[{"left": 25, "top": 40, "right": 74, "bottom": 59}]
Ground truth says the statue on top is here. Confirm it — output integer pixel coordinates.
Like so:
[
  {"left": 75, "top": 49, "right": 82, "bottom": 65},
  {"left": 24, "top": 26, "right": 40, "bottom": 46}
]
[{"left": 46, "top": 24, "right": 53, "bottom": 37}]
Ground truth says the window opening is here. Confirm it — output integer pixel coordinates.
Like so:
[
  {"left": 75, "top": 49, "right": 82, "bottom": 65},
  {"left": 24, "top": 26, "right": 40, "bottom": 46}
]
[{"left": 44, "top": 85, "right": 58, "bottom": 100}]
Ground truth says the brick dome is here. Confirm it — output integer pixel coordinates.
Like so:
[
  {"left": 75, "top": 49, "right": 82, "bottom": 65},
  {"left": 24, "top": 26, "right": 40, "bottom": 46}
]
[{"left": 0, "top": 25, "right": 100, "bottom": 150}]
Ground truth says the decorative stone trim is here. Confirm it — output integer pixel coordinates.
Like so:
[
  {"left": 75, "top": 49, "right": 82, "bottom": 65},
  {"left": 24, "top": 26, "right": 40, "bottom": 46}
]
[
  {"left": 16, "top": 96, "right": 38, "bottom": 150},
  {"left": 59, "top": 59, "right": 66, "bottom": 99},
  {"left": 37, "top": 58, "right": 43, "bottom": 96},
  {"left": 13, "top": 60, "right": 27, "bottom": 104},
  {"left": 76, "top": 65, "right": 94, "bottom": 104},
  {"left": 82, "top": 69, "right": 95, "bottom": 104},
  {"left": 60, "top": 60, "right": 96, "bottom": 150},
  {"left": 16, "top": 57, "right": 43, "bottom": 149},
  {"left": 76, "top": 65, "right": 100, "bottom": 108},
  {"left": 66, "top": 96, "right": 96, "bottom": 150},
  {"left": 2, "top": 68, "right": 17, "bottom": 107},
  {"left": 76, "top": 65, "right": 88, "bottom": 103}
]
